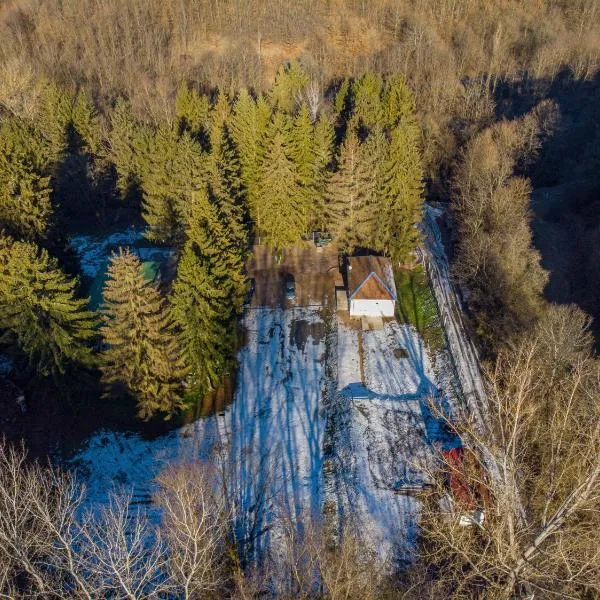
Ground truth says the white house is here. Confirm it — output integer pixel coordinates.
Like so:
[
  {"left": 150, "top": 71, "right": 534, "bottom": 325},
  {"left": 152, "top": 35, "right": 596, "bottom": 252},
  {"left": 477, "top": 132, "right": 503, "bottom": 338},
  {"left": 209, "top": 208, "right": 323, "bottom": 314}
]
[{"left": 347, "top": 255, "right": 397, "bottom": 317}]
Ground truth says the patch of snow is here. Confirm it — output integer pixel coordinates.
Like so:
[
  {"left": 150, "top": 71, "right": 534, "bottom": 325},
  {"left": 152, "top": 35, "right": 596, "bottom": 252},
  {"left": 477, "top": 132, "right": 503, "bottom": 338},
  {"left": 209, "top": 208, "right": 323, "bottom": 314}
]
[
  {"left": 362, "top": 322, "right": 437, "bottom": 397},
  {"left": 69, "top": 226, "right": 145, "bottom": 278},
  {"left": 422, "top": 205, "right": 487, "bottom": 428},
  {"left": 70, "top": 307, "right": 326, "bottom": 559},
  {"left": 330, "top": 320, "right": 458, "bottom": 565},
  {"left": 337, "top": 324, "right": 360, "bottom": 391},
  {"left": 135, "top": 247, "right": 175, "bottom": 263},
  {"left": 0, "top": 353, "right": 13, "bottom": 376}
]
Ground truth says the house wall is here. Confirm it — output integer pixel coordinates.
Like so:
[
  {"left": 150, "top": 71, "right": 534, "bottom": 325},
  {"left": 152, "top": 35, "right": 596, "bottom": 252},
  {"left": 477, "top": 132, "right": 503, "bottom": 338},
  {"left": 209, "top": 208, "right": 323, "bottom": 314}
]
[{"left": 349, "top": 299, "right": 395, "bottom": 317}]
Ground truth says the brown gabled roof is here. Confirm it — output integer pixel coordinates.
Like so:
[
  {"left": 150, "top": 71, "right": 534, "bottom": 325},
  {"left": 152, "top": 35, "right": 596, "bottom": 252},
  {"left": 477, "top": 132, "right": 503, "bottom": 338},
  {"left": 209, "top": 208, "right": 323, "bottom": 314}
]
[{"left": 347, "top": 256, "right": 397, "bottom": 301}]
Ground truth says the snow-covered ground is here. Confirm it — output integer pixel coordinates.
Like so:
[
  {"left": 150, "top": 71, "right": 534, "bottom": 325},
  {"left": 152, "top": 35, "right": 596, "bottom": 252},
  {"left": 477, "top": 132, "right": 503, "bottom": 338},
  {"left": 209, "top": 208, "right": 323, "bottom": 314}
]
[
  {"left": 67, "top": 219, "right": 468, "bottom": 566},
  {"left": 69, "top": 226, "right": 145, "bottom": 278},
  {"left": 70, "top": 307, "right": 326, "bottom": 558},
  {"left": 69, "top": 226, "right": 174, "bottom": 279},
  {"left": 329, "top": 320, "right": 458, "bottom": 565},
  {"left": 422, "top": 205, "right": 487, "bottom": 429}
]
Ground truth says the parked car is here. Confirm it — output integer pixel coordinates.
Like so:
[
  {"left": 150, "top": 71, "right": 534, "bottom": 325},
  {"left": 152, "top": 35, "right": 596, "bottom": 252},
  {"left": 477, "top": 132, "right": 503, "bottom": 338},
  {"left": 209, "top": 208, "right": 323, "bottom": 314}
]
[
  {"left": 313, "top": 231, "right": 332, "bottom": 247},
  {"left": 284, "top": 273, "right": 295, "bottom": 301}
]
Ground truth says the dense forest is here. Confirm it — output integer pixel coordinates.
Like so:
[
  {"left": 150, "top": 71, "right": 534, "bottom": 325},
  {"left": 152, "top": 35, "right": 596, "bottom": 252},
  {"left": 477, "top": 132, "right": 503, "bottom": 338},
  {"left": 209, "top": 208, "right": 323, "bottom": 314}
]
[
  {"left": 1, "top": 0, "right": 600, "bottom": 598},
  {"left": 0, "top": 65, "right": 423, "bottom": 419}
]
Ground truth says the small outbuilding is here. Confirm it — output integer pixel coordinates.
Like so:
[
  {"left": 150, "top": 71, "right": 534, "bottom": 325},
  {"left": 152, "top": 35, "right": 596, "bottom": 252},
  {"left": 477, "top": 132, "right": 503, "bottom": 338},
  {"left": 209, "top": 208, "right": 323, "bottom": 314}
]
[{"left": 346, "top": 255, "right": 397, "bottom": 317}]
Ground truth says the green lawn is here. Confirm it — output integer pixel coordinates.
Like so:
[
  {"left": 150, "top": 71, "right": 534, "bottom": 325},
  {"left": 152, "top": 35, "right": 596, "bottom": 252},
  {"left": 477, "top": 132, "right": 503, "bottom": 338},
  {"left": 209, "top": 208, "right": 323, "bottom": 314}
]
[{"left": 395, "top": 265, "right": 444, "bottom": 350}]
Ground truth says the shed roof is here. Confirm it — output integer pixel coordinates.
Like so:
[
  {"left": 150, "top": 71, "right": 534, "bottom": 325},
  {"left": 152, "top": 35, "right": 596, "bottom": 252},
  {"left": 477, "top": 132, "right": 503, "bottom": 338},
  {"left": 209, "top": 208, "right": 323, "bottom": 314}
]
[{"left": 347, "top": 256, "right": 397, "bottom": 301}]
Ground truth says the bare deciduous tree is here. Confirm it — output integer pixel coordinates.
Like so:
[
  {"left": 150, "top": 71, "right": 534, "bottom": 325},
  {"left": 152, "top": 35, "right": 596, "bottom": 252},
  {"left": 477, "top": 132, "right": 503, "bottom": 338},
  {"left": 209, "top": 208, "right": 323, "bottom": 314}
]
[
  {"left": 78, "top": 493, "right": 169, "bottom": 599},
  {"left": 155, "top": 462, "right": 231, "bottom": 599},
  {"left": 410, "top": 305, "right": 600, "bottom": 599},
  {"left": 452, "top": 107, "right": 555, "bottom": 347},
  {"left": 0, "top": 439, "right": 170, "bottom": 599},
  {"left": 265, "top": 509, "right": 387, "bottom": 600}
]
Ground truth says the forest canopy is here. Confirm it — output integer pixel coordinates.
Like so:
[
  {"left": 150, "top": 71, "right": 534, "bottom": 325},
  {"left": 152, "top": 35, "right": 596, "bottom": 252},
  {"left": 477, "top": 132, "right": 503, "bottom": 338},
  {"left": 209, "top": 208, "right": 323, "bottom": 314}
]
[{"left": 0, "top": 63, "right": 424, "bottom": 418}]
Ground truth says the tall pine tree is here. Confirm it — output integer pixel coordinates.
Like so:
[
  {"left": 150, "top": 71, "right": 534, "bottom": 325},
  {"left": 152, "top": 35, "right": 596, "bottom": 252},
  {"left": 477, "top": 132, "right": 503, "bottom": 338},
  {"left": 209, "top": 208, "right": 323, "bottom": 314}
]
[
  {"left": 108, "top": 99, "right": 150, "bottom": 198},
  {"left": 325, "top": 124, "right": 373, "bottom": 252},
  {"left": 71, "top": 89, "right": 102, "bottom": 157},
  {"left": 257, "top": 111, "right": 307, "bottom": 249},
  {"left": 175, "top": 82, "right": 211, "bottom": 141},
  {"left": 290, "top": 103, "right": 315, "bottom": 190},
  {"left": 333, "top": 77, "right": 351, "bottom": 121},
  {"left": 209, "top": 91, "right": 231, "bottom": 150},
  {"left": 141, "top": 126, "right": 207, "bottom": 244},
  {"left": 171, "top": 188, "right": 244, "bottom": 395},
  {"left": 0, "top": 233, "right": 96, "bottom": 376},
  {"left": 310, "top": 113, "right": 334, "bottom": 231},
  {"left": 229, "top": 90, "right": 270, "bottom": 222},
  {"left": 383, "top": 74, "right": 416, "bottom": 130},
  {"left": 34, "top": 80, "right": 73, "bottom": 160},
  {"left": 353, "top": 72, "right": 385, "bottom": 132},
  {"left": 361, "top": 125, "right": 389, "bottom": 244},
  {"left": 101, "top": 248, "right": 186, "bottom": 420},
  {"left": 0, "top": 118, "right": 53, "bottom": 240},
  {"left": 269, "top": 60, "right": 309, "bottom": 114},
  {"left": 377, "top": 123, "right": 424, "bottom": 263},
  {"left": 208, "top": 122, "right": 248, "bottom": 258}
]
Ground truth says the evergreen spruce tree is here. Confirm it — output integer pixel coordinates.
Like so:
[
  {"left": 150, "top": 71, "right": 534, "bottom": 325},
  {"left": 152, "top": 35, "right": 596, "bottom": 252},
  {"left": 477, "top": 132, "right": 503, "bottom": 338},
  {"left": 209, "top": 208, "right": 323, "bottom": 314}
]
[
  {"left": 141, "top": 127, "right": 206, "bottom": 244},
  {"left": 311, "top": 113, "right": 334, "bottom": 231},
  {"left": 0, "top": 233, "right": 96, "bottom": 376},
  {"left": 171, "top": 189, "right": 244, "bottom": 395},
  {"left": 377, "top": 123, "right": 424, "bottom": 263},
  {"left": 229, "top": 90, "right": 270, "bottom": 223},
  {"left": 289, "top": 106, "right": 334, "bottom": 231},
  {"left": 383, "top": 74, "right": 415, "bottom": 129},
  {"left": 333, "top": 77, "right": 351, "bottom": 120},
  {"left": 325, "top": 124, "right": 372, "bottom": 252},
  {"left": 101, "top": 248, "right": 186, "bottom": 420},
  {"left": 290, "top": 103, "right": 315, "bottom": 189},
  {"left": 192, "top": 187, "right": 246, "bottom": 311},
  {"left": 140, "top": 125, "right": 181, "bottom": 243},
  {"left": 34, "top": 80, "right": 73, "bottom": 160},
  {"left": 108, "top": 99, "right": 150, "bottom": 197},
  {"left": 71, "top": 89, "right": 102, "bottom": 157},
  {"left": 0, "top": 119, "right": 53, "bottom": 240},
  {"left": 257, "top": 111, "right": 307, "bottom": 249},
  {"left": 269, "top": 60, "right": 309, "bottom": 113},
  {"left": 361, "top": 125, "right": 389, "bottom": 244},
  {"left": 54, "top": 88, "right": 103, "bottom": 220},
  {"left": 353, "top": 72, "right": 385, "bottom": 131},
  {"left": 175, "top": 82, "right": 211, "bottom": 140},
  {"left": 209, "top": 91, "right": 230, "bottom": 150},
  {"left": 208, "top": 123, "right": 249, "bottom": 259}
]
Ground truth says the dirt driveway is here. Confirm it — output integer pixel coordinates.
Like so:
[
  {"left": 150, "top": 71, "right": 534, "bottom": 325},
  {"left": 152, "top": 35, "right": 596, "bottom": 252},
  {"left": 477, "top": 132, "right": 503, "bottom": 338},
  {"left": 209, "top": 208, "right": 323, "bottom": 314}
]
[{"left": 248, "top": 242, "right": 340, "bottom": 307}]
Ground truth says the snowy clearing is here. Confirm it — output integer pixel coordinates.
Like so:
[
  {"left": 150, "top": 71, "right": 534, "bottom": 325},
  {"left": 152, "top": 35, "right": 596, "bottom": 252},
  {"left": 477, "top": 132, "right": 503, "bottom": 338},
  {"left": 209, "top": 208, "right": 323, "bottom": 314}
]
[
  {"left": 68, "top": 227, "right": 467, "bottom": 566},
  {"left": 328, "top": 319, "right": 458, "bottom": 564},
  {"left": 70, "top": 307, "right": 326, "bottom": 558}
]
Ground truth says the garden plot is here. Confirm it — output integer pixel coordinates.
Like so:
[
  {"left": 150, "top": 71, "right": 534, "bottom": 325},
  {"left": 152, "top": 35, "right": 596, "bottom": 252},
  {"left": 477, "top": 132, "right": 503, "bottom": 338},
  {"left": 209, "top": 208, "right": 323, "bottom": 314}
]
[
  {"left": 70, "top": 307, "right": 326, "bottom": 559},
  {"left": 331, "top": 319, "right": 457, "bottom": 564}
]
